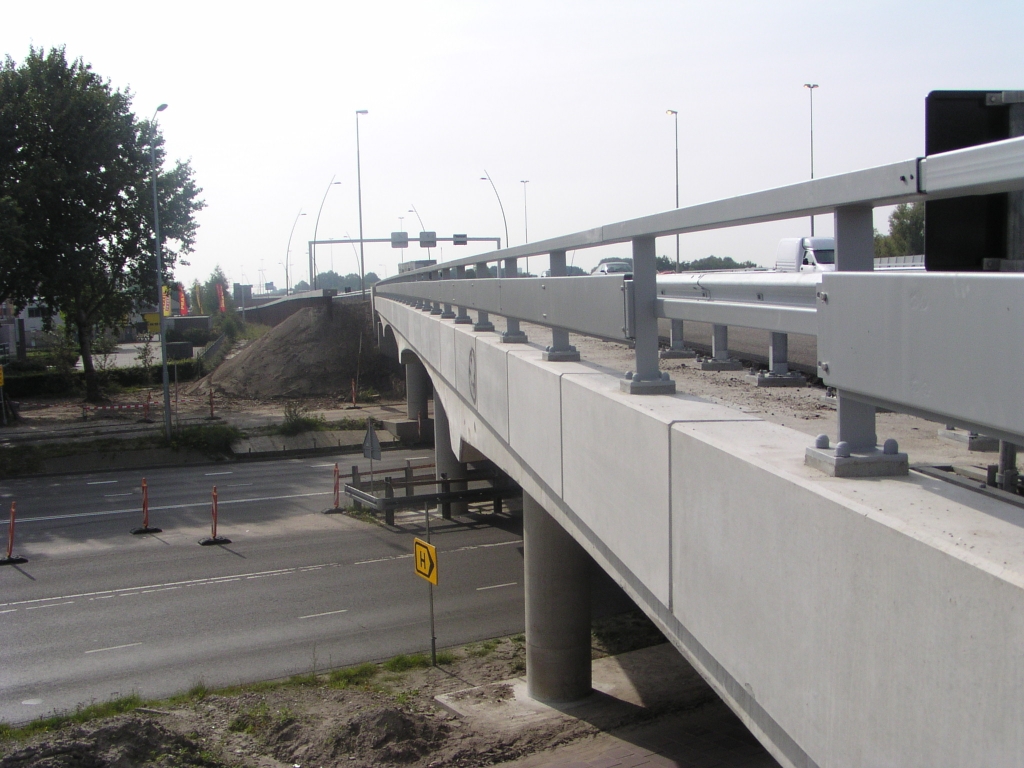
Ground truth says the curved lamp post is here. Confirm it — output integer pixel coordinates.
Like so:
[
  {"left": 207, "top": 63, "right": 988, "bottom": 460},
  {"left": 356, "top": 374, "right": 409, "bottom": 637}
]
[
  {"left": 312, "top": 177, "right": 340, "bottom": 289},
  {"left": 804, "top": 83, "right": 818, "bottom": 235},
  {"left": 408, "top": 204, "right": 431, "bottom": 258},
  {"left": 480, "top": 170, "right": 508, "bottom": 250},
  {"left": 666, "top": 109, "right": 680, "bottom": 271},
  {"left": 355, "top": 110, "right": 368, "bottom": 297},
  {"left": 285, "top": 209, "right": 306, "bottom": 294},
  {"left": 149, "top": 103, "right": 172, "bottom": 440}
]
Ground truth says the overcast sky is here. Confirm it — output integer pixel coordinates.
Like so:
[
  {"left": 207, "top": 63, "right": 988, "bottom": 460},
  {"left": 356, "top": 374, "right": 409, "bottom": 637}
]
[{"left": 4, "top": 1, "right": 1022, "bottom": 286}]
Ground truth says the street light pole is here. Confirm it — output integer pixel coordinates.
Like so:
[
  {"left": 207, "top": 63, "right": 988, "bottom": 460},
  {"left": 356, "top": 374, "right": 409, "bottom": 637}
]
[
  {"left": 666, "top": 109, "right": 679, "bottom": 271},
  {"left": 355, "top": 110, "right": 368, "bottom": 298},
  {"left": 480, "top": 170, "right": 508, "bottom": 250},
  {"left": 312, "top": 177, "right": 340, "bottom": 289},
  {"left": 804, "top": 83, "right": 818, "bottom": 236},
  {"left": 149, "top": 103, "right": 172, "bottom": 441},
  {"left": 408, "top": 204, "right": 431, "bottom": 258},
  {"left": 285, "top": 209, "right": 306, "bottom": 295}
]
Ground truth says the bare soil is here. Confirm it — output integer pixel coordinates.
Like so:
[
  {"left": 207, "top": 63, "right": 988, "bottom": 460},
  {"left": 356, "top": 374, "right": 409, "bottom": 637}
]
[
  {"left": 0, "top": 615, "right": 671, "bottom": 768},
  {"left": 192, "top": 305, "right": 399, "bottom": 400}
]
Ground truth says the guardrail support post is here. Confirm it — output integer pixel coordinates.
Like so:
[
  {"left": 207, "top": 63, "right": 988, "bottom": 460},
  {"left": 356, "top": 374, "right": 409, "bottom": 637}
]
[
  {"left": 543, "top": 250, "right": 580, "bottom": 361},
  {"left": 700, "top": 324, "right": 742, "bottom": 371},
  {"left": 501, "top": 257, "right": 528, "bottom": 343},
  {"left": 806, "top": 204, "right": 907, "bottom": 477},
  {"left": 430, "top": 270, "right": 443, "bottom": 315},
  {"left": 384, "top": 478, "right": 395, "bottom": 526},
  {"left": 473, "top": 261, "right": 496, "bottom": 331},
  {"left": 351, "top": 465, "right": 362, "bottom": 511},
  {"left": 440, "top": 268, "right": 456, "bottom": 318},
  {"left": 621, "top": 237, "right": 675, "bottom": 394},
  {"left": 454, "top": 265, "right": 472, "bottom": 324},
  {"left": 660, "top": 318, "right": 695, "bottom": 359},
  {"left": 433, "top": 395, "right": 467, "bottom": 517},
  {"left": 748, "top": 332, "right": 804, "bottom": 387}
]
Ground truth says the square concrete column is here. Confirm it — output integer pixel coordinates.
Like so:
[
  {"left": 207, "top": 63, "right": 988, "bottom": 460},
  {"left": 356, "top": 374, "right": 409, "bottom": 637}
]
[
  {"left": 543, "top": 250, "right": 580, "bottom": 361},
  {"left": 473, "top": 262, "right": 495, "bottom": 332},
  {"left": 501, "top": 256, "right": 528, "bottom": 343},
  {"left": 524, "top": 492, "right": 592, "bottom": 704},
  {"left": 454, "top": 265, "right": 472, "bottom": 324},
  {"left": 433, "top": 394, "right": 467, "bottom": 517}
]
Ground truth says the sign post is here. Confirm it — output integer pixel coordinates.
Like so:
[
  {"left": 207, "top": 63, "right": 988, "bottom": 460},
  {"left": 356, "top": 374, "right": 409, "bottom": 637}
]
[
  {"left": 414, "top": 503, "right": 438, "bottom": 664},
  {"left": 362, "top": 417, "right": 382, "bottom": 494}
]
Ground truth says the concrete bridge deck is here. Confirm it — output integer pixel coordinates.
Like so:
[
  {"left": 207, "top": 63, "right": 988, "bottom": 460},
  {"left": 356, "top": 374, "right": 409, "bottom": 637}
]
[{"left": 377, "top": 296, "right": 1024, "bottom": 768}]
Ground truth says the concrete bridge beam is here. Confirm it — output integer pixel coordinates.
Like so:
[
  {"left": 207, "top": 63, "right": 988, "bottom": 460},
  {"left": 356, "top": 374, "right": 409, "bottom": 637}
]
[{"left": 524, "top": 492, "right": 592, "bottom": 704}]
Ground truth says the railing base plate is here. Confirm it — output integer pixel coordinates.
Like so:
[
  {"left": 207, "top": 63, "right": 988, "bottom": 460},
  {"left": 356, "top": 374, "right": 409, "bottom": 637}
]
[{"left": 805, "top": 446, "right": 908, "bottom": 477}]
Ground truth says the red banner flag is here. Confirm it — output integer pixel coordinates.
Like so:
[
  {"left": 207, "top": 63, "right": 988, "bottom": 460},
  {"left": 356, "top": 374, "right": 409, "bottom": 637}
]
[
  {"left": 216, "top": 283, "right": 226, "bottom": 313},
  {"left": 178, "top": 286, "right": 188, "bottom": 316}
]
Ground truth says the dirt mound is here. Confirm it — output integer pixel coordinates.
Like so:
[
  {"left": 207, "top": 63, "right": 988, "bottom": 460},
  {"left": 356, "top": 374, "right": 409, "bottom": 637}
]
[
  {"left": 334, "top": 707, "right": 449, "bottom": 762},
  {"left": 0, "top": 715, "right": 217, "bottom": 768},
  {"left": 195, "top": 304, "right": 398, "bottom": 399}
]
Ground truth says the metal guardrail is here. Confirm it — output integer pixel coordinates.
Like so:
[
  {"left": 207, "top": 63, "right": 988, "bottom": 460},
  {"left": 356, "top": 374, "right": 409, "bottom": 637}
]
[{"left": 373, "top": 135, "right": 1024, "bottom": 451}]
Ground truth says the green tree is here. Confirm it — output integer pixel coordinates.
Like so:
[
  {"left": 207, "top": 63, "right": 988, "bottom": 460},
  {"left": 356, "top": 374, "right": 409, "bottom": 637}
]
[
  {"left": 874, "top": 202, "right": 924, "bottom": 258},
  {"left": 0, "top": 47, "right": 204, "bottom": 401}
]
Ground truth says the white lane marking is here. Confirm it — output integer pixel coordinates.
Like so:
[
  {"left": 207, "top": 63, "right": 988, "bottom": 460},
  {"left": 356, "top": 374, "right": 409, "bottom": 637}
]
[
  {"left": 0, "top": 608, "right": 17, "bottom": 614},
  {"left": 477, "top": 582, "right": 518, "bottom": 591},
  {"left": 25, "top": 601, "right": 74, "bottom": 610},
  {"left": 86, "top": 480, "right": 118, "bottom": 485},
  {"left": 204, "top": 471, "right": 233, "bottom": 476},
  {"left": 104, "top": 492, "right": 133, "bottom": 497},
  {"left": 354, "top": 538, "right": 522, "bottom": 567},
  {"left": 2, "top": 567, "right": 315, "bottom": 608},
  {"left": 309, "top": 463, "right": 336, "bottom": 468},
  {"left": 355, "top": 554, "right": 414, "bottom": 565},
  {"left": 18, "top": 491, "right": 331, "bottom": 523},
  {"left": 85, "top": 642, "right": 142, "bottom": 654},
  {"left": 225, "top": 483, "right": 253, "bottom": 487},
  {"left": 299, "top": 609, "right": 348, "bottom": 620}
]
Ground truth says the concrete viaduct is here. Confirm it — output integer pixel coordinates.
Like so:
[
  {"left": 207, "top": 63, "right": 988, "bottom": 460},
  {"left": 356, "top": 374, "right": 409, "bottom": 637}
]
[{"left": 371, "top": 124, "right": 1024, "bottom": 766}]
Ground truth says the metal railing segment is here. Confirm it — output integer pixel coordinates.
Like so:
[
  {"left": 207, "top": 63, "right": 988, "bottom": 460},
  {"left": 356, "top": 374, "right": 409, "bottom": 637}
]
[{"left": 373, "top": 135, "right": 1024, "bottom": 457}]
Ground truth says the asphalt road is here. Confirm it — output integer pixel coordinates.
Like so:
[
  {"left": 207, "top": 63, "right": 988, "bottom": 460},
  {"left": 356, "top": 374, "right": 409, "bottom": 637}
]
[{"left": 0, "top": 451, "right": 530, "bottom": 724}]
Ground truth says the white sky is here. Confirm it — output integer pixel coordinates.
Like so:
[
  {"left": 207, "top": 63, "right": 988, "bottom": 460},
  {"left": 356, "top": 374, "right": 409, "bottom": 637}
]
[{"left": 4, "top": 1, "right": 1022, "bottom": 286}]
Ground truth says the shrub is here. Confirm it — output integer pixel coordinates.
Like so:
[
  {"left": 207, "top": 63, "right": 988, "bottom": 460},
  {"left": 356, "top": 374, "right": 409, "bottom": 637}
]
[
  {"left": 277, "top": 403, "right": 326, "bottom": 436},
  {"left": 170, "top": 424, "right": 242, "bottom": 455}
]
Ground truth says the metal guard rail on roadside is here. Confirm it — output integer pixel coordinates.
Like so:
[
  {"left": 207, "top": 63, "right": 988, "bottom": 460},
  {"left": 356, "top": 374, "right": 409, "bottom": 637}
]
[{"left": 373, "top": 135, "right": 1024, "bottom": 447}]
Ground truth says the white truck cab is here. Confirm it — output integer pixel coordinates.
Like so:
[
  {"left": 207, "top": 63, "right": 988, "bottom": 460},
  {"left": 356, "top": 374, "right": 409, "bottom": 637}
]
[{"left": 775, "top": 237, "right": 835, "bottom": 273}]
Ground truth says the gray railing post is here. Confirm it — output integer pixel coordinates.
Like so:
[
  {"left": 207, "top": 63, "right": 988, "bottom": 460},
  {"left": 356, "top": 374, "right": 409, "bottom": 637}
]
[
  {"left": 430, "top": 270, "right": 443, "bottom": 315},
  {"left": 440, "top": 267, "right": 455, "bottom": 319},
  {"left": 454, "top": 265, "right": 472, "bottom": 324},
  {"left": 621, "top": 236, "right": 675, "bottom": 394},
  {"left": 700, "top": 324, "right": 742, "bottom": 371},
  {"left": 806, "top": 203, "right": 907, "bottom": 476},
  {"left": 473, "top": 261, "right": 495, "bottom": 331},
  {"left": 660, "top": 318, "right": 695, "bottom": 359},
  {"left": 543, "top": 250, "right": 580, "bottom": 361},
  {"left": 834, "top": 204, "right": 877, "bottom": 452},
  {"left": 501, "top": 256, "right": 528, "bottom": 343},
  {"left": 748, "top": 331, "right": 803, "bottom": 387}
]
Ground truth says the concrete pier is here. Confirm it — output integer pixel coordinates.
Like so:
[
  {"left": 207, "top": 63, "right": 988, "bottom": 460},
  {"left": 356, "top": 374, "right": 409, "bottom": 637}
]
[{"left": 524, "top": 492, "right": 592, "bottom": 703}]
